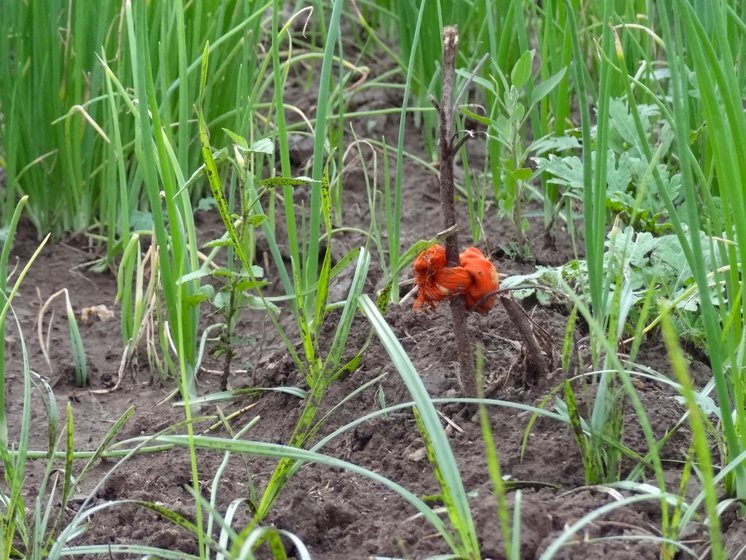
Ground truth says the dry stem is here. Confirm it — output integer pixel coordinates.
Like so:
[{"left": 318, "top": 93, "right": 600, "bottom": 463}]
[
  {"left": 499, "top": 296, "right": 550, "bottom": 386},
  {"left": 436, "top": 26, "right": 477, "bottom": 397},
  {"left": 434, "top": 27, "right": 550, "bottom": 393}
]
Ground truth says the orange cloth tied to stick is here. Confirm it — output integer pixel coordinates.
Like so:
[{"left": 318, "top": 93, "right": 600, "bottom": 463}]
[{"left": 412, "top": 244, "right": 499, "bottom": 312}]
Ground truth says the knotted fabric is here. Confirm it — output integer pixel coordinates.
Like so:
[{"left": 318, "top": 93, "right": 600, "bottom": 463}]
[{"left": 412, "top": 245, "right": 499, "bottom": 313}]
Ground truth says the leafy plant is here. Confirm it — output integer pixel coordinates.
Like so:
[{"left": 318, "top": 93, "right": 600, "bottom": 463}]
[
  {"left": 6, "top": 2, "right": 746, "bottom": 558},
  {"left": 180, "top": 133, "right": 279, "bottom": 391},
  {"left": 657, "top": 0, "right": 746, "bottom": 503},
  {"left": 198, "top": 44, "right": 376, "bottom": 539},
  {"left": 502, "top": 224, "right": 722, "bottom": 351},
  {"left": 535, "top": 98, "right": 683, "bottom": 236},
  {"left": 465, "top": 50, "right": 567, "bottom": 259}
]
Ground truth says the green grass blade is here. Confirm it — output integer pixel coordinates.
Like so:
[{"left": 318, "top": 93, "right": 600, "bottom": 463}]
[
  {"left": 145, "top": 434, "right": 455, "bottom": 555},
  {"left": 359, "top": 294, "right": 478, "bottom": 557},
  {"left": 388, "top": 0, "right": 428, "bottom": 302},
  {"left": 312, "top": 169, "right": 334, "bottom": 333},
  {"left": 63, "top": 291, "right": 88, "bottom": 387},
  {"left": 510, "top": 490, "right": 522, "bottom": 560},
  {"left": 659, "top": 0, "right": 746, "bottom": 497},
  {"left": 660, "top": 313, "right": 723, "bottom": 558},
  {"left": 61, "top": 403, "right": 75, "bottom": 507},
  {"left": 0, "top": 195, "right": 29, "bottom": 448},
  {"left": 476, "top": 345, "right": 512, "bottom": 559},
  {"left": 306, "top": 0, "right": 345, "bottom": 293},
  {"left": 77, "top": 406, "right": 135, "bottom": 484},
  {"left": 324, "top": 248, "right": 371, "bottom": 372}
]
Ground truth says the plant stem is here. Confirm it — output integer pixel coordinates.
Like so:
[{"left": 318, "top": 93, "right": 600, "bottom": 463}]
[
  {"left": 500, "top": 296, "right": 549, "bottom": 386},
  {"left": 437, "top": 26, "right": 476, "bottom": 398},
  {"left": 220, "top": 281, "right": 239, "bottom": 391},
  {"left": 439, "top": 27, "right": 459, "bottom": 266}
]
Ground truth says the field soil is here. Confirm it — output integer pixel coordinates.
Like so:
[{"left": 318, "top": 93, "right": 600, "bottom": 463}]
[{"left": 4, "top": 77, "right": 723, "bottom": 559}]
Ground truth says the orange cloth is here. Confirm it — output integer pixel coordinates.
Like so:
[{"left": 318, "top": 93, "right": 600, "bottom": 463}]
[{"left": 412, "top": 245, "right": 499, "bottom": 312}]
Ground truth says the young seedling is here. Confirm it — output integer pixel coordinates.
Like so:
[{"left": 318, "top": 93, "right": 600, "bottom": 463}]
[
  {"left": 37, "top": 288, "right": 89, "bottom": 387},
  {"left": 191, "top": 260, "right": 261, "bottom": 392}
]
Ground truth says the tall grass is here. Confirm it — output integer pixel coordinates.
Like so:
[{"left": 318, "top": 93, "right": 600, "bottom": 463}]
[
  {"left": 0, "top": 2, "right": 120, "bottom": 236},
  {"left": 657, "top": 0, "right": 746, "bottom": 500},
  {"left": 0, "top": 197, "right": 30, "bottom": 448},
  {"left": 0, "top": 1, "right": 268, "bottom": 249},
  {"left": 196, "top": 6, "right": 377, "bottom": 537},
  {"left": 544, "top": 0, "right": 746, "bottom": 542},
  {"left": 0, "top": 198, "right": 54, "bottom": 560}
]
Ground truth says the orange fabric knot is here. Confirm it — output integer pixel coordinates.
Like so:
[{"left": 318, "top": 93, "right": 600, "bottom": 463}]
[
  {"left": 459, "top": 247, "right": 500, "bottom": 312},
  {"left": 412, "top": 244, "right": 499, "bottom": 312}
]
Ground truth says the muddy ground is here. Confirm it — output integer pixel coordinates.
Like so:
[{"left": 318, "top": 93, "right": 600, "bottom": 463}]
[{"left": 3, "top": 70, "right": 729, "bottom": 559}]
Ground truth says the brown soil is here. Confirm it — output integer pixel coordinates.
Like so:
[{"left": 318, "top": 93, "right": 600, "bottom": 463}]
[{"left": 3, "top": 75, "right": 721, "bottom": 560}]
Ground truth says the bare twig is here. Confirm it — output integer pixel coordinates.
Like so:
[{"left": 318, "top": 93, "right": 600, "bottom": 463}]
[
  {"left": 432, "top": 27, "right": 550, "bottom": 393},
  {"left": 451, "top": 129, "right": 476, "bottom": 154},
  {"left": 499, "top": 295, "right": 551, "bottom": 386},
  {"left": 439, "top": 27, "right": 460, "bottom": 265},
  {"left": 435, "top": 26, "right": 477, "bottom": 397}
]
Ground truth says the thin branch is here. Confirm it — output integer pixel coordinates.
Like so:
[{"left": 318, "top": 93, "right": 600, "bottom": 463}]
[
  {"left": 439, "top": 26, "right": 460, "bottom": 266},
  {"left": 437, "top": 26, "right": 476, "bottom": 398},
  {"left": 451, "top": 129, "right": 476, "bottom": 154},
  {"left": 500, "top": 296, "right": 550, "bottom": 387}
]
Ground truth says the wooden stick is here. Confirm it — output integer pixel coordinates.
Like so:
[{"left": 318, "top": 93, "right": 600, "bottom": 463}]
[
  {"left": 500, "top": 296, "right": 549, "bottom": 386},
  {"left": 436, "top": 26, "right": 477, "bottom": 397},
  {"left": 433, "top": 27, "right": 549, "bottom": 392}
]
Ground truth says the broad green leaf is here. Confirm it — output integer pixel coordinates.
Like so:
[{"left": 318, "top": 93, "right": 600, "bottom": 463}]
[
  {"left": 197, "top": 197, "right": 217, "bottom": 212},
  {"left": 460, "top": 107, "right": 491, "bottom": 126},
  {"left": 184, "top": 285, "right": 215, "bottom": 306},
  {"left": 203, "top": 237, "right": 233, "bottom": 249},
  {"left": 529, "top": 134, "right": 581, "bottom": 156},
  {"left": 511, "top": 167, "right": 532, "bottom": 181},
  {"left": 177, "top": 268, "right": 212, "bottom": 285},
  {"left": 249, "top": 138, "right": 274, "bottom": 154},
  {"left": 246, "top": 214, "right": 267, "bottom": 228},
  {"left": 531, "top": 67, "right": 567, "bottom": 106},
  {"left": 235, "top": 279, "right": 269, "bottom": 292},
  {"left": 511, "top": 50, "right": 534, "bottom": 89},
  {"left": 130, "top": 209, "right": 154, "bottom": 231},
  {"left": 221, "top": 128, "right": 249, "bottom": 149},
  {"left": 513, "top": 100, "right": 525, "bottom": 122}
]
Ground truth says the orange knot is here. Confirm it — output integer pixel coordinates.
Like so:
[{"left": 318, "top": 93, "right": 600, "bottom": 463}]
[{"left": 412, "top": 244, "right": 499, "bottom": 313}]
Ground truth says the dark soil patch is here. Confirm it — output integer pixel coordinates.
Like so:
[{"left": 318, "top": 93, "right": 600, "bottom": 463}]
[{"left": 3, "top": 71, "right": 720, "bottom": 560}]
